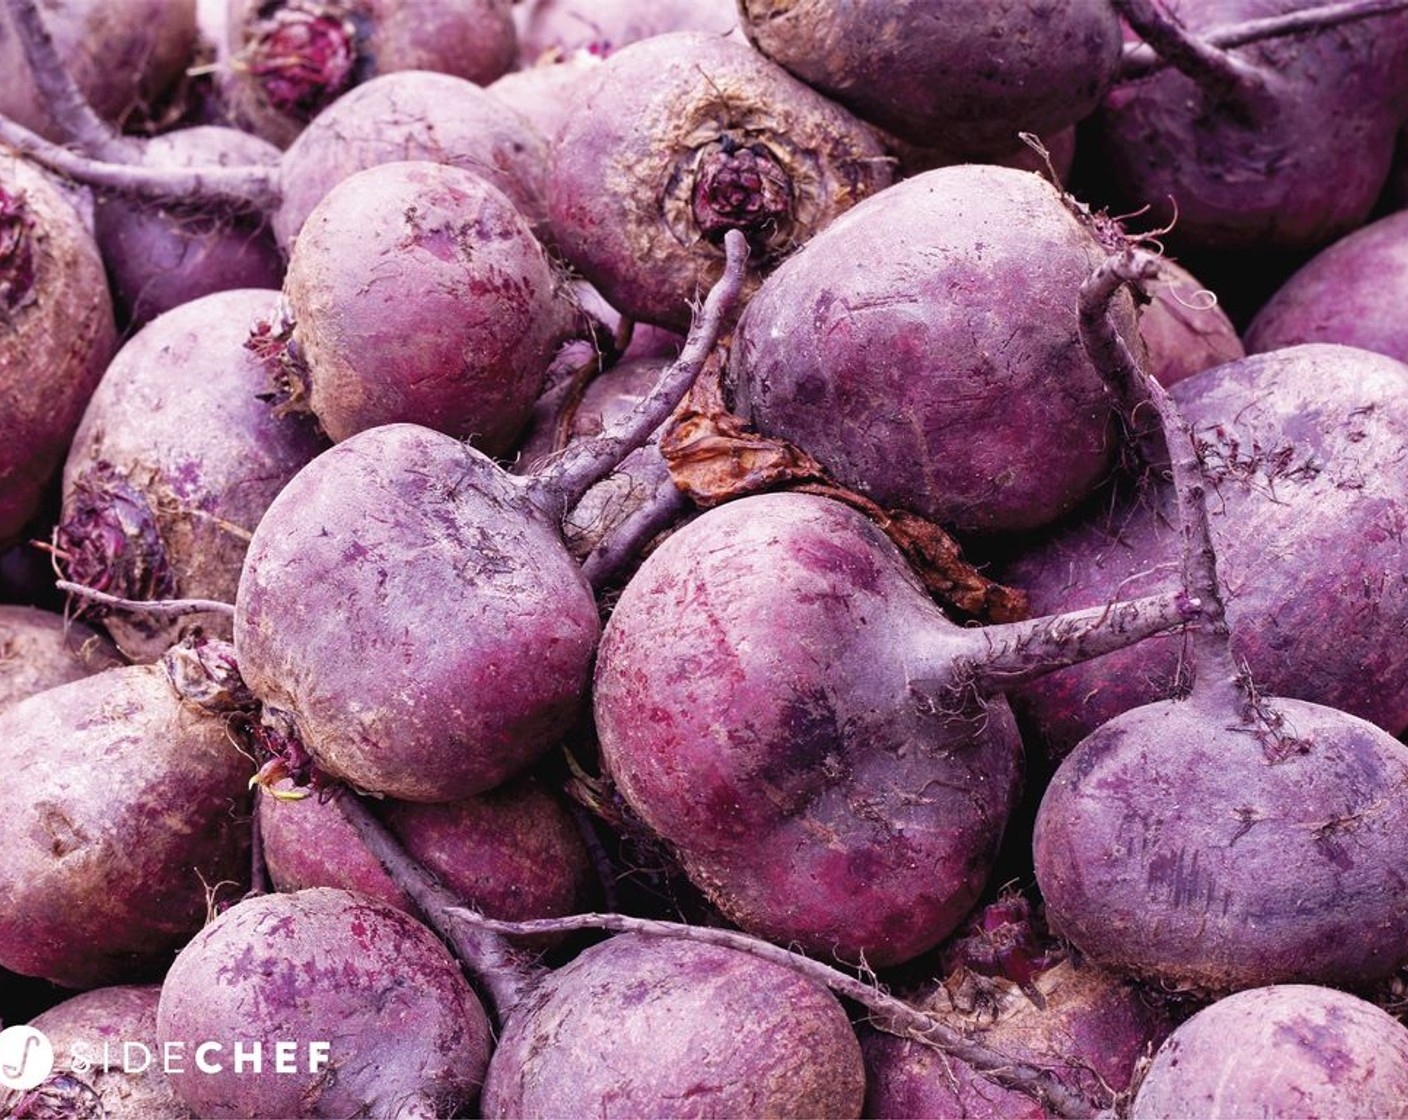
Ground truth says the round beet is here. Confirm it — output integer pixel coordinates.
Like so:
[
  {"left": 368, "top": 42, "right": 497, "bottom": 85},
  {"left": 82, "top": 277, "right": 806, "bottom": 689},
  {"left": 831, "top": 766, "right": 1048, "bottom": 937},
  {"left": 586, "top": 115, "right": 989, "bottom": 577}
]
[
  {"left": 514, "top": 0, "right": 738, "bottom": 64},
  {"left": 1130, "top": 985, "right": 1408, "bottom": 1118},
  {"left": 156, "top": 887, "right": 492, "bottom": 1118},
  {"left": 55, "top": 288, "right": 327, "bottom": 662},
  {"left": 481, "top": 933, "right": 865, "bottom": 1118},
  {"left": 1245, "top": 207, "right": 1408, "bottom": 362},
  {"left": 19, "top": 985, "right": 189, "bottom": 1119},
  {"left": 1, "top": 154, "right": 117, "bottom": 549},
  {"left": 0, "top": 604, "right": 122, "bottom": 713},
  {"left": 272, "top": 69, "right": 553, "bottom": 253},
  {"left": 549, "top": 30, "right": 892, "bottom": 331},
  {"left": 1141, "top": 258, "right": 1244, "bottom": 387},
  {"left": 0, "top": 639, "right": 253, "bottom": 989},
  {"left": 729, "top": 164, "right": 1132, "bottom": 535},
  {"left": 739, "top": 0, "right": 1122, "bottom": 156},
  {"left": 272, "top": 160, "right": 575, "bottom": 452},
  {"left": 221, "top": 0, "right": 517, "bottom": 147}
]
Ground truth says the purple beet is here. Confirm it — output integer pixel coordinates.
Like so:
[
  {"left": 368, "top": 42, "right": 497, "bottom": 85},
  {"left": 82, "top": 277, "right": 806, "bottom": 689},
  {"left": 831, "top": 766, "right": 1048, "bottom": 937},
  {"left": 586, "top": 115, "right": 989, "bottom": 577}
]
[
  {"left": 0, "top": 604, "right": 122, "bottom": 713},
  {"left": 55, "top": 287, "right": 327, "bottom": 662}
]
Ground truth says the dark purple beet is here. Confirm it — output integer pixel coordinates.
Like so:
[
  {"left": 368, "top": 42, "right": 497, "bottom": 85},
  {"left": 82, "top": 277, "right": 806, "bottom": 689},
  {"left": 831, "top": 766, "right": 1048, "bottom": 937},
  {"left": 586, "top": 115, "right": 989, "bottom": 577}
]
[{"left": 1244, "top": 207, "right": 1408, "bottom": 362}]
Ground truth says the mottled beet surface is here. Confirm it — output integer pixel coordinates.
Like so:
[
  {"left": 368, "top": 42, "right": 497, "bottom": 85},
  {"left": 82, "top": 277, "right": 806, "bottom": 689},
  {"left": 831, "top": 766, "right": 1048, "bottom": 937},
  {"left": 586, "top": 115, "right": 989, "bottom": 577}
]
[
  {"left": 1130, "top": 985, "right": 1408, "bottom": 1118},
  {"left": 1, "top": 155, "right": 117, "bottom": 549},
  {"left": 58, "top": 287, "right": 326, "bottom": 662},
  {"left": 1245, "top": 207, "right": 1408, "bottom": 362},
  {"left": 549, "top": 31, "right": 891, "bottom": 330},
  {"left": 272, "top": 69, "right": 552, "bottom": 253},
  {"left": 0, "top": 604, "right": 122, "bottom": 713},
  {"left": 276, "top": 160, "right": 575, "bottom": 451},
  {"left": 1035, "top": 694, "right": 1408, "bottom": 993},
  {"left": 739, "top": 0, "right": 1122, "bottom": 157},
  {"left": 21, "top": 985, "right": 190, "bottom": 1119},
  {"left": 0, "top": 645, "right": 252, "bottom": 988},
  {"left": 729, "top": 164, "right": 1131, "bottom": 535},
  {"left": 481, "top": 933, "right": 865, "bottom": 1118},
  {"left": 1001, "top": 343, "right": 1408, "bottom": 759},
  {"left": 235, "top": 423, "right": 601, "bottom": 801},
  {"left": 157, "top": 887, "right": 492, "bottom": 1118},
  {"left": 593, "top": 492, "right": 1025, "bottom": 966}
]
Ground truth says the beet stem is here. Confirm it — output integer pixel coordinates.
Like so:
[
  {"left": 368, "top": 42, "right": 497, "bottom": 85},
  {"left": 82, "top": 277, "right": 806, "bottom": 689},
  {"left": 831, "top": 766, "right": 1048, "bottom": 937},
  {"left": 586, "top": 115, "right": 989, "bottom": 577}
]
[
  {"left": 948, "top": 590, "right": 1200, "bottom": 696},
  {"left": 580, "top": 478, "right": 689, "bottom": 594},
  {"left": 0, "top": 113, "right": 280, "bottom": 215},
  {"left": 526, "top": 229, "right": 749, "bottom": 521},
  {"left": 1113, "top": 0, "right": 1269, "bottom": 100},
  {"left": 448, "top": 909, "right": 1108, "bottom": 1120},
  {"left": 330, "top": 789, "right": 546, "bottom": 1028},
  {"left": 1120, "top": 0, "right": 1408, "bottom": 81},
  {"left": 1082, "top": 248, "right": 1241, "bottom": 705},
  {"left": 55, "top": 579, "right": 236, "bottom": 618},
  {"left": 3, "top": 0, "right": 136, "bottom": 160}
]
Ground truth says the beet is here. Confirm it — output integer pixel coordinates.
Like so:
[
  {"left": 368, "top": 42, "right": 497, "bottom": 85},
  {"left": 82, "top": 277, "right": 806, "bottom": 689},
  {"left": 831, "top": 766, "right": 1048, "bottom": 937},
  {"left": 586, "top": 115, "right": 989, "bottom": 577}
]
[
  {"left": 1141, "top": 257, "right": 1244, "bottom": 386},
  {"left": 271, "top": 68, "right": 552, "bottom": 254},
  {"left": 1130, "top": 985, "right": 1408, "bottom": 1118},
  {"left": 233, "top": 232, "right": 748, "bottom": 803},
  {"left": 16, "top": 985, "right": 190, "bottom": 1119},
  {"left": 480, "top": 933, "right": 866, "bottom": 1118},
  {"left": 156, "top": 887, "right": 492, "bottom": 1118},
  {"left": 268, "top": 159, "right": 575, "bottom": 451},
  {"left": 1032, "top": 250, "right": 1408, "bottom": 996},
  {"left": 738, "top": 0, "right": 1123, "bottom": 157},
  {"left": 728, "top": 164, "right": 1132, "bottom": 535},
  {"left": 220, "top": 0, "right": 517, "bottom": 147},
  {"left": 548, "top": 30, "right": 892, "bottom": 331},
  {"left": 0, "top": 637, "right": 253, "bottom": 989},
  {"left": 593, "top": 489, "right": 1196, "bottom": 966},
  {"left": 513, "top": 0, "right": 738, "bottom": 64},
  {"left": 55, "top": 287, "right": 327, "bottom": 662},
  {"left": 1244, "top": 206, "right": 1408, "bottom": 362},
  {"left": 1000, "top": 343, "right": 1408, "bottom": 759},
  {"left": 0, "top": 154, "right": 117, "bottom": 550},
  {"left": 0, "top": 604, "right": 121, "bottom": 712}
]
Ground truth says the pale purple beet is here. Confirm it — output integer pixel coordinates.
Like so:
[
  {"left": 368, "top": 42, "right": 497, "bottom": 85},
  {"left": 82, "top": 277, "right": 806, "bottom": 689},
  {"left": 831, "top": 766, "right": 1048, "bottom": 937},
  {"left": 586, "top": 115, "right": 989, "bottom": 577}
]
[
  {"left": 1, "top": 154, "right": 118, "bottom": 549},
  {"left": 514, "top": 0, "right": 738, "bottom": 64},
  {"left": 0, "top": 0, "right": 197, "bottom": 141},
  {"left": 1000, "top": 343, "right": 1408, "bottom": 760},
  {"left": 1130, "top": 985, "right": 1408, "bottom": 1118},
  {"left": 269, "top": 159, "right": 576, "bottom": 452},
  {"left": 221, "top": 0, "right": 517, "bottom": 147},
  {"left": 886, "top": 125, "right": 1079, "bottom": 183},
  {"left": 156, "top": 887, "right": 492, "bottom": 1118},
  {"left": 549, "top": 30, "right": 892, "bottom": 331},
  {"left": 739, "top": 0, "right": 1122, "bottom": 157},
  {"left": 259, "top": 776, "right": 597, "bottom": 938},
  {"left": 16, "top": 985, "right": 190, "bottom": 1119},
  {"left": 480, "top": 933, "right": 866, "bottom": 1118},
  {"left": 1244, "top": 207, "right": 1408, "bottom": 361},
  {"left": 1090, "top": 0, "right": 1408, "bottom": 254},
  {"left": 0, "top": 638, "right": 253, "bottom": 989},
  {"left": 485, "top": 51, "right": 603, "bottom": 145},
  {"left": 55, "top": 288, "right": 327, "bottom": 662},
  {"left": 594, "top": 490, "right": 1195, "bottom": 966},
  {"left": 272, "top": 69, "right": 553, "bottom": 253},
  {"left": 233, "top": 231, "right": 750, "bottom": 805},
  {"left": 0, "top": 604, "right": 122, "bottom": 713},
  {"left": 729, "top": 164, "right": 1133, "bottom": 535}
]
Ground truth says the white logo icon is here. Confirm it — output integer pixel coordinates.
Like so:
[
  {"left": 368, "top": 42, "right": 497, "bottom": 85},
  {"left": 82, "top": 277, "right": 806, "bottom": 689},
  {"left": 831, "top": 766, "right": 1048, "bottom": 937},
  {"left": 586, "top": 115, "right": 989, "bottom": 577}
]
[{"left": 0, "top": 1025, "right": 55, "bottom": 1091}]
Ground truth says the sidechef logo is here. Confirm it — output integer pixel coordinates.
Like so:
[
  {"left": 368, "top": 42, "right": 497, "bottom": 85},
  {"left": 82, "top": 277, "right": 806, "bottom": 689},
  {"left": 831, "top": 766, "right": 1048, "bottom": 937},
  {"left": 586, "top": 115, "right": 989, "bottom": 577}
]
[
  {"left": 0, "top": 1026, "right": 331, "bottom": 1089},
  {"left": 0, "top": 1026, "right": 55, "bottom": 1091}
]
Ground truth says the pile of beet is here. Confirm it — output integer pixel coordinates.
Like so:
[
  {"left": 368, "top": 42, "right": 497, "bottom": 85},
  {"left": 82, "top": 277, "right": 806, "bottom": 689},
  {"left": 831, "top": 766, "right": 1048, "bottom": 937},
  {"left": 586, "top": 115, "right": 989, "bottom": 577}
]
[{"left": 8, "top": 0, "right": 1408, "bottom": 1117}]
